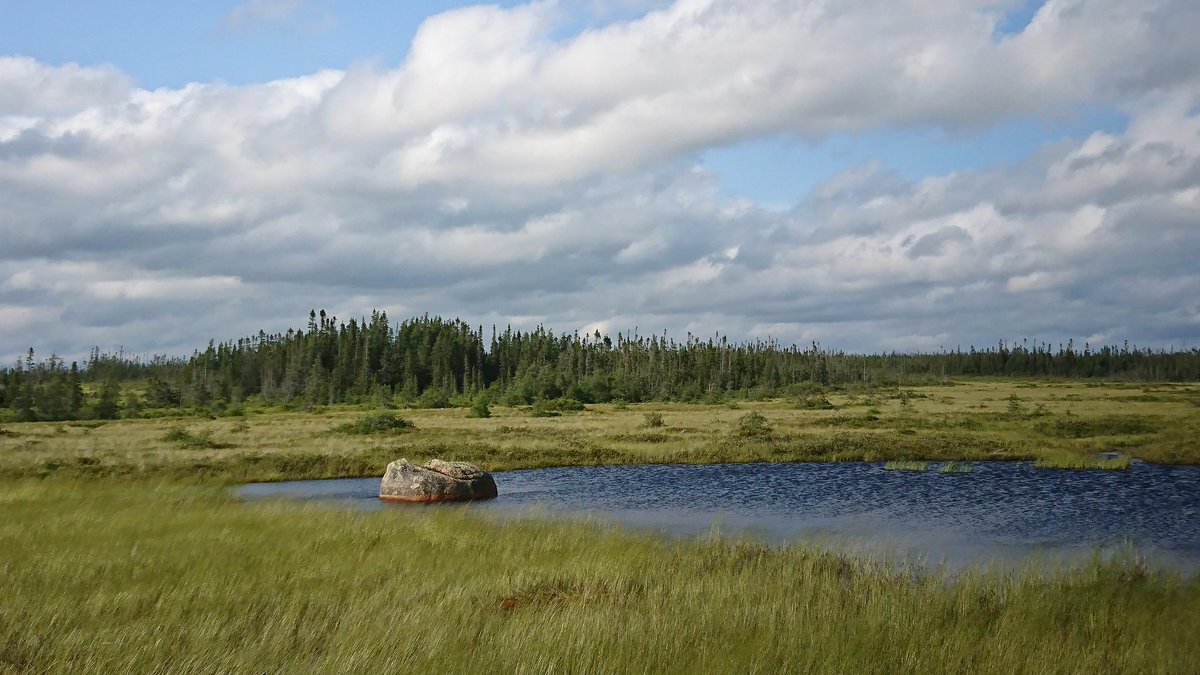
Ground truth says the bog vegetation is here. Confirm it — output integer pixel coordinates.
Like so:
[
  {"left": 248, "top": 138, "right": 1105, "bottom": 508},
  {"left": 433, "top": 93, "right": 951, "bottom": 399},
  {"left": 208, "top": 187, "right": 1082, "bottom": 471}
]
[
  {"left": 3, "top": 313, "right": 1199, "bottom": 672},
  {"left": 2, "top": 481, "right": 1197, "bottom": 673}
]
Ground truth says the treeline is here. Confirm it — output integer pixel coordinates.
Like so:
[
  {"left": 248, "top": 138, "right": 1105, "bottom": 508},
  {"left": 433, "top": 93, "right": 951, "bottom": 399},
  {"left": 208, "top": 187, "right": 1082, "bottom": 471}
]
[{"left": 2, "top": 310, "right": 1198, "bottom": 421}]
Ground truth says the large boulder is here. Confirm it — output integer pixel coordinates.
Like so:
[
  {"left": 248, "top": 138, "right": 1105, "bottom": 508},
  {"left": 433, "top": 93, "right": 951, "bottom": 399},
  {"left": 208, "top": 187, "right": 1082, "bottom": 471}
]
[{"left": 379, "top": 459, "right": 498, "bottom": 503}]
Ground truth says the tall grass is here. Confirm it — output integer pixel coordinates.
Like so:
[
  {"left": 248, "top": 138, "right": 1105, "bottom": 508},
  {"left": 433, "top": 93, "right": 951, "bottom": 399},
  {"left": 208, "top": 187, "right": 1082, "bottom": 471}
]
[
  {"left": 884, "top": 461, "right": 929, "bottom": 471},
  {"left": 939, "top": 461, "right": 973, "bottom": 474},
  {"left": 1034, "top": 455, "right": 1133, "bottom": 471},
  {"left": 1, "top": 480, "right": 1195, "bottom": 674}
]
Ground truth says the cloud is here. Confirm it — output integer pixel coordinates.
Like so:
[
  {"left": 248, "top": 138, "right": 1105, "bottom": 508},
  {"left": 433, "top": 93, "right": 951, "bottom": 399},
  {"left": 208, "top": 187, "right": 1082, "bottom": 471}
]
[
  {"left": 0, "top": 56, "right": 132, "bottom": 116},
  {"left": 223, "top": 0, "right": 304, "bottom": 28},
  {"left": 1, "top": 0, "right": 1199, "bottom": 363},
  {"left": 222, "top": 0, "right": 334, "bottom": 33}
]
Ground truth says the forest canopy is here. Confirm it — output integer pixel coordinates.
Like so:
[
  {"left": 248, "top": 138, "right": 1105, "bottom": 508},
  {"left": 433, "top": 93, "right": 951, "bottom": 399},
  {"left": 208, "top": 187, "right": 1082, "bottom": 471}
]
[{"left": 3, "top": 310, "right": 1197, "bottom": 422}]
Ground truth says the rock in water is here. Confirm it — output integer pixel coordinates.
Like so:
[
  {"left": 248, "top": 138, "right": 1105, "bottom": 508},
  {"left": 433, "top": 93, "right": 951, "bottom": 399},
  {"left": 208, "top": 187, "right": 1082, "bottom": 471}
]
[{"left": 379, "top": 459, "right": 498, "bottom": 503}]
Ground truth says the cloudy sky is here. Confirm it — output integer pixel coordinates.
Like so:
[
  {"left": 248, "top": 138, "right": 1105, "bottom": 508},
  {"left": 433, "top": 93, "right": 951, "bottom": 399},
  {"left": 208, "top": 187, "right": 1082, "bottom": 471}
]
[{"left": 2, "top": 0, "right": 1199, "bottom": 365}]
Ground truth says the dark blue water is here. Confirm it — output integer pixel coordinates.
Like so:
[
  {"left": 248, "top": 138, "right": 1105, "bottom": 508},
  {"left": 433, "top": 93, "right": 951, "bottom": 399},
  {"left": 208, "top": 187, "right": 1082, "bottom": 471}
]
[{"left": 239, "top": 461, "right": 1200, "bottom": 571}]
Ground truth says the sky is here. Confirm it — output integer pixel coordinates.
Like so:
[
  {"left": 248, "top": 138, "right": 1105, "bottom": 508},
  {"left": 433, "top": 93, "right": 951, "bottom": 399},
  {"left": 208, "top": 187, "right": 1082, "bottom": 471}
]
[{"left": 2, "top": 0, "right": 1199, "bottom": 365}]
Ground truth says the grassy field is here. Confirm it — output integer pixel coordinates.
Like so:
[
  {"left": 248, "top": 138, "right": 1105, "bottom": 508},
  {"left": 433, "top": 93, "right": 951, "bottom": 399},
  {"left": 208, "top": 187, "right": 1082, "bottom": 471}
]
[
  {"left": 3, "top": 379, "right": 1198, "bottom": 672},
  {"left": 1, "top": 379, "right": 1196, "bottom": 482},
  {"left": 2, "top": 480, "right": 1197, "bottom": 674}
]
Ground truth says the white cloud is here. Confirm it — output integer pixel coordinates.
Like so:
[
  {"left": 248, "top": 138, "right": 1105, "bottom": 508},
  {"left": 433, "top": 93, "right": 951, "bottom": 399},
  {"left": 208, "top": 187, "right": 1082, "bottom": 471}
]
[
  {"left": 1, "top": 0, "right": 1199, "bottom": 362},
  {"left": 0, "top": 56, "right": 132, "bottom": 115}
]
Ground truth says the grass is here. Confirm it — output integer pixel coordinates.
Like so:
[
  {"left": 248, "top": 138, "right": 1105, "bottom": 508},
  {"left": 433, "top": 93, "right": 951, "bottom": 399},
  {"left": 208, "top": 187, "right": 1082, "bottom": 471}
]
[
  {"left": 884, "top": 461, "right": 930, "bottom": 471},
  {"left": 1, "top": 379, "right": 1197, "bottom": 482},
  {"left": 160, "top": 426, "right": 231, "bottom": 449},
  {"left": 1, "top": 480, "right": 1196, "bottom": 674},
  {"left": 1, "top": 379, "right": 1197, "bottom": 671},
  {"left": 1035, "top": 455, "right": 1134, "bottom": 471},
  {"left": 939, "top": 461, "right": 974, "bottom": 474}
]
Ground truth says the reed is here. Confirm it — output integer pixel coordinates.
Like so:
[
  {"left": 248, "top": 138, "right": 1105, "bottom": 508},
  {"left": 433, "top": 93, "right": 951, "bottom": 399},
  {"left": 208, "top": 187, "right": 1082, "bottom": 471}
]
[
  {"left": 939, "top": 461, "right": 973, "bottom": 473},
  {"left": 884, "top": 460, "right": 930, "bottom": 471},
  {"left": 1034, "top": 455, "right": 1132, "bottom": 471}
]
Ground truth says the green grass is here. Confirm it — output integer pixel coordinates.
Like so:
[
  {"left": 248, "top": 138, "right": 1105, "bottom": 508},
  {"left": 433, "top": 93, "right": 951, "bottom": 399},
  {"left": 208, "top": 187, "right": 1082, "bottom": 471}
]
[
  {"left": 1, "top": 379, "right": 1197, "bottom": 671},
  {"left": 0, "top": 380, "right": 1197, "bottom": 483},
  {"left": 1034, "top": 455, "right": 1133, "bottom": 471},
  {"left": 884, "top": 461, "right": 930, "bottom": 471},
  {"left": 1, "top": 480, "right": 1195, "bottom": 674},
  {"left": 938, "top": 461, "right": 974, "bottom": 474},
  {"left": 160, "top": 426, "right": 231, "bottom": 449}
]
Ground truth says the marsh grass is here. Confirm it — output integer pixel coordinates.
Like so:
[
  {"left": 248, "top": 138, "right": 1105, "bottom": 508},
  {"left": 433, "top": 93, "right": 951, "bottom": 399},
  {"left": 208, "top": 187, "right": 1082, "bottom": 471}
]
[
  {"left": 939, "top": 461, "right": 973, "bottom": 474},
  {"left": 0, "top": 480, "right": 1195, "bottom": 674},
  {"left": 884, "top": 461, "right": 930, "bottom": 471},
  {"left": 161, "top": 426, "right": 231, "bottom": 449},
  {"left": 0, "top": 380, "right": 1197, "bottom": 482},
  {"left": 1034, "top": 455, "right": 1133, "bottom": 471}
]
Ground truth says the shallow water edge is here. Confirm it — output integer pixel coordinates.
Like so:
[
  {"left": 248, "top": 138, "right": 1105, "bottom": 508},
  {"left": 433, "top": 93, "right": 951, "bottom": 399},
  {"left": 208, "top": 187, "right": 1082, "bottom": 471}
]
[{"left": 239, "top": 460, "right": 1200, "bottom": 573}]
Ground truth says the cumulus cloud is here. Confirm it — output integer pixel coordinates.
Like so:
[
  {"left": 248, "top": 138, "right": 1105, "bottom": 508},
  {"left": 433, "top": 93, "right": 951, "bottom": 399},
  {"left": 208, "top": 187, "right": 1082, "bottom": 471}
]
[{"left": 2, "top": 0, "right": 1199, "bottom": 363}]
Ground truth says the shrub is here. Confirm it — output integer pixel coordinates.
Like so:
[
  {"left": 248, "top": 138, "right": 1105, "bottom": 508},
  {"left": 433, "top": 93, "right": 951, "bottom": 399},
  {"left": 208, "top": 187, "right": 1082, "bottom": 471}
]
[
  {"left": 642, "top": 412, "right": 665, "bottom": 428},
  {"left": 413, "top": 388, "right": 453, "bottom": 409},
  {"left": 529, "top": 398, "right": 586, "bottom": 417},
  {"left": 735, "top": 411, "right": 772, "bottom": 438},
  {"left": 794, "top": 394, "right": 835, "bottom": 410},
  {"left": 469, "top": 396, "right": 492, "bottom": 419},
  {"left": 333, "top": 412, "right": 415, "bottom": 435}
]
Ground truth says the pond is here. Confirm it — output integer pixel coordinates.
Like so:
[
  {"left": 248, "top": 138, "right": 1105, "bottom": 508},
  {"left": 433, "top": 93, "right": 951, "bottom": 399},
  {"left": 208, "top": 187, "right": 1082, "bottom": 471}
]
[{"left": 239, "top": 461, "right": 1200, "bottom": 572}]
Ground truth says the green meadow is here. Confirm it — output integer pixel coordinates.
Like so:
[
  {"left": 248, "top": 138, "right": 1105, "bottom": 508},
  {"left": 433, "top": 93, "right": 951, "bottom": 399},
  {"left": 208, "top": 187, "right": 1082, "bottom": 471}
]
[
  {"left": 2, "top": 379, "right": 1199, "bottom": 672},
  {"left": 2, "top": 379, "right": 1196, "bottom": 482}
]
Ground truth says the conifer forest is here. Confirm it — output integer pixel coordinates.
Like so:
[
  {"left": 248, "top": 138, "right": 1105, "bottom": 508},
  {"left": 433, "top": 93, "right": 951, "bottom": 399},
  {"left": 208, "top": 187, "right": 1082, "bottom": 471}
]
[{"left": 3, "top": 310, "right": 1198, "bottom": 422}]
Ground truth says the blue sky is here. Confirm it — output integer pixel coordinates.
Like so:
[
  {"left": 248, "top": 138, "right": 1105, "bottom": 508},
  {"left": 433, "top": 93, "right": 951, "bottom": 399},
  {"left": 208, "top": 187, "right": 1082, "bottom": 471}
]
[{"left": 1, "top": 0, "right": 1198, "bottom": 362}]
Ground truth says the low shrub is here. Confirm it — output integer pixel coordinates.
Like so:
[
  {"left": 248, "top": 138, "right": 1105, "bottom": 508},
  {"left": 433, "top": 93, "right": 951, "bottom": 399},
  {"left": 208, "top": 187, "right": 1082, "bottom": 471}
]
[
  {"left": 332, "top": 412, "right": 415, "bottom": 435},
  {"left": 735, "top": 411, "right": 772, "bottom": 438},
  {"left": 529, "top": 398, "right": 586, "bottom": 417}
]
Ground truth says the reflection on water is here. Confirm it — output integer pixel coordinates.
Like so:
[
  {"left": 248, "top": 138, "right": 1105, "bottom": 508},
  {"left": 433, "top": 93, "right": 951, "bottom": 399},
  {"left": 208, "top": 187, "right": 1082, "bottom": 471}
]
[{"left": 239, "top": 461, "right": 1200, "bottom": 572}]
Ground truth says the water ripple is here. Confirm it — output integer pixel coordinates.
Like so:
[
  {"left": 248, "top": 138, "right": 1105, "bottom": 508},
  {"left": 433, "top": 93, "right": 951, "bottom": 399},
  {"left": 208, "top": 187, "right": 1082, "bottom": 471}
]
[{"left": 239, "top": 461, "right": 1200, "bottom": 572}]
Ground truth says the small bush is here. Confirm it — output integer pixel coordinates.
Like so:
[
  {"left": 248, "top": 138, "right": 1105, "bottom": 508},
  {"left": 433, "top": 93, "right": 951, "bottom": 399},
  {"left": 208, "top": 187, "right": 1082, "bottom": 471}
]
[
  {"left": 413, "top": 388, "right": 453, "bottom": 409},
  {"left": 530, "top": 398, "right": 586, "bottom": 417},
  {"left": 333, "top": 413, "right": 415, "bottom": 435},
  {"left": 1006, "top": 394, "right": 1025, "bottom": 416},
  {"left": 794, "top": 394, "right": 835, "bottom": 410},
  {"left": 468, "top": 396, "right": 492, "bottom": 419},
  {"left": 735, "top": 411, "right": 772, "bottom": 438},
  {"left": 642, "top": 412, "right": 665, "bottom": 428}
]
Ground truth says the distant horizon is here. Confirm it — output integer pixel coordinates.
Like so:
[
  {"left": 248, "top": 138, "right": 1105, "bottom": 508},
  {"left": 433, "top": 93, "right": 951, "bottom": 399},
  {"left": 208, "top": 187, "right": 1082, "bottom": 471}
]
[{"left": 8, "top": 310, "right": 1197, "bottom": 372}]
